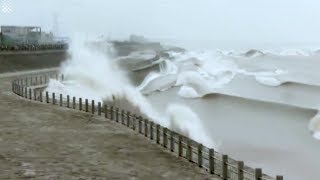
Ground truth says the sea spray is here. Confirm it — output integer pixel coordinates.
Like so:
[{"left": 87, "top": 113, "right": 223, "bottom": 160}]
[
  {"left": 166, "top": 104, "right": 219, "bottom": 149},
  {"left": 46, "top": 37, "right": 220, "bottom": 149},
  {"left": 46, "top": 35, "right": 166, "bottom": 125},
  {"left": 309, "top": 111, "right": 320, "bottom": 140}
]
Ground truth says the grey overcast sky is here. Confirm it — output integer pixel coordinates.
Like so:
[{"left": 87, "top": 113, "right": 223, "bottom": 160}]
[{"left": 1, "top": 0, "right": 320, "bottom": 45}]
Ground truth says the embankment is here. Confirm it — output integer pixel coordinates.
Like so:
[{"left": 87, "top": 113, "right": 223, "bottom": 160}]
[{"left": 0, "top": 50, "right": 68, "bottom": 73}]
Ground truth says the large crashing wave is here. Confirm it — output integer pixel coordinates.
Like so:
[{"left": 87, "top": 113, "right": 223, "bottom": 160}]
[
  {"left": 45, "top": 37, "right": 219, "bottom": 149},
  {"left": 139, "top": 51, "right": 239, "bottom": 98},
  {"left": 138, "top": 50, "right": 288, "bottom": 98}
]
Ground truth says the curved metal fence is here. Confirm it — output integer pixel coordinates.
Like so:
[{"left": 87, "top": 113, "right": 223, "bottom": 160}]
[{"left": 11, "top": 72, "right": 284, "bottom": 180}]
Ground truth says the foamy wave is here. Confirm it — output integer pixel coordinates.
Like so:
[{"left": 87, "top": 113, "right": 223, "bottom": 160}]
[
  {"left": 215, "top": 48, "right": 320, "bottom": 58},
  {"left": 244, "top": 49, "right": 265, "bottom": 57},
  {"left": 254, "top": 76, "right": 283, "bottom": 86},
  {"left": 139, "top": 50, "right": 288, "bottom": 97},
  {"left": 166, "top": 104, "right": 219, "bottom": 149},
  {"left": 309, "top": 111, "right": 320, "bottom": 140},
  {"left": 238, "top": 69, "right": 287, "bottom": 87}
]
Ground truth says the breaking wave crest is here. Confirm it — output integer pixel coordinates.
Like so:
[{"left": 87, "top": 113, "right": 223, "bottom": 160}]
[{"left": 139, "top": 50, "right": 288, "bottom": 98}]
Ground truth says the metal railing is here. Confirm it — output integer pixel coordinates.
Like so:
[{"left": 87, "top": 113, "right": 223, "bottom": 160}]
[
  {"left": 11, "top": 73, "right": 284, "bottom": 180},
  {"left": 0, "top": 43, "right": 68, "bottom": 51}
]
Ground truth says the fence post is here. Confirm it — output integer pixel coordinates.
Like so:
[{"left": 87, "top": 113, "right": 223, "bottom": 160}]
[
  {"left": 138, "top": 117, "right": 142, "bottom": 133},
  {"left": 79, "top": 98, "right": 82, "bottom": 110},
  {"left": 209, "top": 149, "right": 214, "bottom": 174},
  {"left": 61, "top": 74, "right": 64, "bottom": 81},
  {"left": 131, "top": 114, "right": 135, "bottom": 130},
  {"left": 60, "top": 94, "right": 63, "bottom": 106},
  {"left": 19, "top": 85, "right": 21, "bottom": 96},
  {"left": 25, "top": 77, "right": 28, "bottom": 86},
  {"left": 238, "top": 161, "right": 244, "bottom": 180},
  {"left": 18, "top": 85, "right": 20, "bottom": 96},
  {"left": 46, "top": 91, "right": 49, "bottom": 103},
  {"left": 255, "top": 168, "right": 262, "bottom": 180},
  {"left": 150, "top": 121, "right": 154, "bottom": 140},
  {"left": 40, "top": 91, "right": 43, "bottom": 102},
  {"left": 276, "top": 176, "right": 283, "bottom": 180},
  {"left": 66, "top": 95, "right": 70, "bottom": 108},
  {"left": 92, "top": 100, "right": 95, "bottom": 114},
  {"left": 85, "top": 99, "right": 88, "bottom": 112},
  {"left": 120, "top": 110, "right": 124, "bottom": 124},
  {"left": 98, "top": 102, "right": 101, "bottom": 116},
  {"left": 24, "top": 87, "right": 27, "bottom": 98},
  {"left": 198, "top": 144, "right": 203, "bottom": 167},
  {"left": 35, "top": 76, "right": 38, "bottom": 85},
  {"left": 73, "top": 97, "right": 76, "bottom": 109},
  {"left": 156, "top": 124, "right": 160, "bottom": 144},
  {"left": 19, "top": 85, "right": 22, "bottom": 96},
  {"left": 178, "top": 135, "right": 182, "bottom": 156},
  {"left": 186, "top": 139, "right": 192, "bottom": 162},
  {"left": 104, "top": 105, "right": 108, "bottom": 118},
  {"left": 22, "top": 86, "right": 24, "bottom": 96},
  {"left": 222, "top": 155, "right": 228, "bottom": 180},
  {"left": 30, "top": 77, "right": 33, "bottom": 85},
  {"left": 33, "top": 90, "right": 36, "bottom": 101},
  {"left": 28, "top": 88, "right": 32, "bottom": 100},
  {"left": 110, "top": 106, "right": 114, "bottom": 120},
  {"left": 116, "top": 108, "right": 119, "bottom": 122},
  {"left": 144, "top": 119, "right": 148, "bottom": 137},
  {"left": 163, "top": 128, "right": 168, "bottom": 148},
  {"left": 119, "top": 109, "right": 124, "bottom": 124},
  {"left": 52, "top": 93, "right": 55, "bottom": 105},
  {"left": 170, "top": 130, "right": 174, "bottom": 152},
  {"left": 126, "top": 112, "right": 130, "bottom": 127}
]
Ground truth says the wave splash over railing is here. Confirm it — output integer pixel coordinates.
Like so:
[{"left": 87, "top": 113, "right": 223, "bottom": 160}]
[{"left": 11, "top": 72, "right": 284, "bottom": 180}]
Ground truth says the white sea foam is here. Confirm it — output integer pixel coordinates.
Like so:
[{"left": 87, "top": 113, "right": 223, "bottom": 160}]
[
  {"left": 309, "top": 111, "right": 320, "bottom": 140},
  {"left": 166, "top": 104, "right": 219, "bottom": 149},
  {"left": 177, "top": 86, "right": 200, "bottom": 98},
  {"left": 254, "top": 76, "right": 283, "bottom": 87},
  {"left": 139, "top": 50, "right": 289, "bottom": 97}
]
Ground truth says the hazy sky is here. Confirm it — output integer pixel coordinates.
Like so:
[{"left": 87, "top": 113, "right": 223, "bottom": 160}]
[{"left": 1, "top": 0, "right": 320, "bottom": 46}]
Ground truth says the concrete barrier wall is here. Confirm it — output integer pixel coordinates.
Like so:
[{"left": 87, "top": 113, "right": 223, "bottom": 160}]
[
  {"left": 11, "top": 73, "right": 284, "bottom": 180},
  {"left": 0, "top": 50, "right": 68, "bottom": 73}
]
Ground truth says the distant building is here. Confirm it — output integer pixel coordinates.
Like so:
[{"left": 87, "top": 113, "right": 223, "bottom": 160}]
[
  {"left": 129, "top": 34, "right": 147, "bottom": 43},
  {"left": 1, "top": 26, "right": 42, "bottom": 45},
  {"left": 0, "top": 26, "right": 61, "bottom": 45}
]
